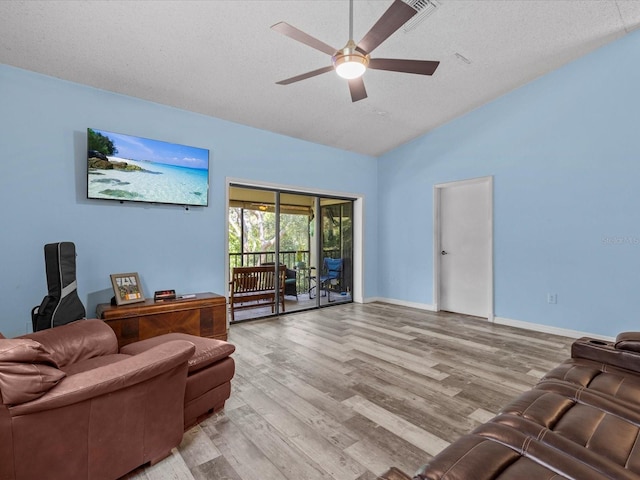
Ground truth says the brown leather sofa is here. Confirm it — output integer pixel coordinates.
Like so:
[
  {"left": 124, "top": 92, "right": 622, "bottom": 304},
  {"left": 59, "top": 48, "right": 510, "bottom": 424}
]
[
  {"left": 386, "top": 334, "right": 640, "bottom": 480},
  {"left": 0, "top": 320, "right": 202, "bottom": 480}
]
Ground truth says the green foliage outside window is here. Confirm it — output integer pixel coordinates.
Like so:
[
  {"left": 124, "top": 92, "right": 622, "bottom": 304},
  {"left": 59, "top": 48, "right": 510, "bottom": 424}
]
[
  {"left": 228, "top": 208, "right": 309, "bottom": 255},
  {"left": 322, "top": 203, "right": 352, "bottom": 257}
]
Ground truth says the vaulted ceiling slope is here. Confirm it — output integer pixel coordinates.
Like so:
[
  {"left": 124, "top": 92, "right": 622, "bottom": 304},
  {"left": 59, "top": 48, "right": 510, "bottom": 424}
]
[{"left": 1, "top": 1, "right": 639, "bottom": 156}]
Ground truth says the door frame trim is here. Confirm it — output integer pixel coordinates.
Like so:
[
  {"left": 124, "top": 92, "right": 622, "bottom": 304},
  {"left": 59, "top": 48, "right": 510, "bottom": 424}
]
[{"left": 433, "top": 176, "right": 494, "bottom": 321}]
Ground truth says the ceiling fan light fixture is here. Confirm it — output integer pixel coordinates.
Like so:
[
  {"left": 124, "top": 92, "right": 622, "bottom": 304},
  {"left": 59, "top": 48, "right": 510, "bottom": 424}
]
[
  {"left": 335, "top": 57, "right": 367, "bottom": 79},
  {"left": 333, "top": 40, "right": 369, "bottom": 79}
]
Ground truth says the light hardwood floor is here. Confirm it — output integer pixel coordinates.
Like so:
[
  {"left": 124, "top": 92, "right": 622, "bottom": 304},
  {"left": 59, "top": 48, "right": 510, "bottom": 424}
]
[{"left": 122, "top": 302, "right": 575, "bottom": 480}]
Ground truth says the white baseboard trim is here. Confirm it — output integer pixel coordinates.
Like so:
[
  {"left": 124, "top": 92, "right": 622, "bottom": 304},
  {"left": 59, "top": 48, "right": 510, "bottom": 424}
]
[
  {"left": 364, "top": 297, "right": 436, "bottom": 312},
  {"left": 494, "top": 316, "right": 615, "bottom": 342}
]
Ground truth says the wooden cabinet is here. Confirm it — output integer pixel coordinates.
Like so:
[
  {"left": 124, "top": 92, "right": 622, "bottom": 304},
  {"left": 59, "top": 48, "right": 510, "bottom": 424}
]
[{"left": 96, "top": 292, "right": 227, "bottom": 348}]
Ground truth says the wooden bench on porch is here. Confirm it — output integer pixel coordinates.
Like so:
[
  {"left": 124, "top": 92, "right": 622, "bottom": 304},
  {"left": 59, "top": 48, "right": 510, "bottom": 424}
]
[{"left": 229, "top": 265, "right": 286, "bottom": 321}]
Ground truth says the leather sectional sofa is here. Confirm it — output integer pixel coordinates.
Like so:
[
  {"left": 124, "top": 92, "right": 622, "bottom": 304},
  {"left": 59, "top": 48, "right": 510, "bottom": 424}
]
[
  {"left": 384, "top": 334, "right": 640, "bottom": 480},
  {"left": 0, "top": 319, "right": 235, "bottom": 480}
]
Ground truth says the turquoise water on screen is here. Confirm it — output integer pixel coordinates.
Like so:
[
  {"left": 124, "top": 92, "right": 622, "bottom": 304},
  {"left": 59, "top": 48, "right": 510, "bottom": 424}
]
[{"left": 88, "top": 157, "right": 208, "bottom": 206}]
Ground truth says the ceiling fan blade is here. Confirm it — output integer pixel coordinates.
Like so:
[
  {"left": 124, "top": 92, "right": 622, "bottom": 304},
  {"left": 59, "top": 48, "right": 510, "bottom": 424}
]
[
  {"left": 369, "top": 58, "right": 440, "bottom": 75},
  {"left": 356, "top": 0, "right": 417, "bottom": 55},
  {"left": 271, "top": 22, "right": 337, "bottom": 56},
  {"left": 348, "top": 77, "right": 367, "bottom": 102},
  {"left": 276, "top": 66, "right": 335, "bottom": 85}
]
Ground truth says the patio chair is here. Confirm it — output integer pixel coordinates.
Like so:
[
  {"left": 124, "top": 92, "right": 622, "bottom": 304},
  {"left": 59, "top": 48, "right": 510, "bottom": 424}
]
[
  {"left": 284, "top": 268, "right": 297, "bottom": 299},
  {"left": 309, "top": 257, "right": 343, "bottom": 302},
  {"left": 261, "top": 262, "right": 297, "bottom": 299}
]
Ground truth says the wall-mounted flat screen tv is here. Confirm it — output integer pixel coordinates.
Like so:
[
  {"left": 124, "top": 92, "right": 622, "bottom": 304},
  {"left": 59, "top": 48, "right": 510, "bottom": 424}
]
[{"left": 87, "top": 128, "right": 209, "bottom": 207}]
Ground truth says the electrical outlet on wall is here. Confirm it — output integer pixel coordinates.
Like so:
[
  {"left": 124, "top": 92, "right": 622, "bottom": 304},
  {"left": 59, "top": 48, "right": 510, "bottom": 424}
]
[{"left": 547, "top": 293, "right": 558, "bottom": 304}]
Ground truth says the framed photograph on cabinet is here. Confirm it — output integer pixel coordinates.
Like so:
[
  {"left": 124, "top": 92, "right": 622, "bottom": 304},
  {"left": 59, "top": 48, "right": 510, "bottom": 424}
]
[{"left": 110, "top": 272, "right": 145, "bottom": 305}]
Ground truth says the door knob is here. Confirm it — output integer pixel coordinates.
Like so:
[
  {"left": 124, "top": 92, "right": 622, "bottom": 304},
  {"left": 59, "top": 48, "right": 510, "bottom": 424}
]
[{"left": 441, "top": 250, "right": 448, "bottom": 255}]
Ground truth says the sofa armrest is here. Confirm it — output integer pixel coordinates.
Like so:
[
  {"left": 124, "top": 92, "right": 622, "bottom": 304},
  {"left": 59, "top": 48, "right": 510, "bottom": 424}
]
[
  {"left": 7, "top": 340, "right": 195, "bottom": 415},
  {"left": 572, "top": 336, "right": 640, "bottom": 373}
]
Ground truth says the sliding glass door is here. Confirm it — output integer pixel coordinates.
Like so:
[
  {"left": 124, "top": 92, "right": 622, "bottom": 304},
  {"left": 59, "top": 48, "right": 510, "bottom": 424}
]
[
  {"left": 278, "top": 191, "right": 314, "bottom": 313},
  {"left": 314, "top": 198, "right": 353, "bottom": 305},
  {"left": 228, "top": 185, "right": 353, "bottom": 322}
]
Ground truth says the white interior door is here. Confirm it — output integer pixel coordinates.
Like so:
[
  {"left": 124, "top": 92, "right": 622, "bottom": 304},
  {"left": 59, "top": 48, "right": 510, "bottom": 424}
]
[{"left": 436, "top": 177, "right": 492, "bottom": 318}]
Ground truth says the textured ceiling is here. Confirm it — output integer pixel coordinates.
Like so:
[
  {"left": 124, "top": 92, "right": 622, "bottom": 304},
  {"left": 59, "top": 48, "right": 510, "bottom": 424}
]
[{"left": 1, "top": 1, "right": 639, "bottom": 156}]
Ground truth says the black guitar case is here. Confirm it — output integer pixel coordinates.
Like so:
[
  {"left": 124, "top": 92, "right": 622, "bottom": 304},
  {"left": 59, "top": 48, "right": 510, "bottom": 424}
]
[{"left": 31, "top": 242, "right": 86, "bottom": 332}]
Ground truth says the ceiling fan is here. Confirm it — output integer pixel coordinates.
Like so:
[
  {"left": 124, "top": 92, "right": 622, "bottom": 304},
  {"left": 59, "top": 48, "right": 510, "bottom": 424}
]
[{"left": 271, "top": 0, "right": 440, "bottom": 102}]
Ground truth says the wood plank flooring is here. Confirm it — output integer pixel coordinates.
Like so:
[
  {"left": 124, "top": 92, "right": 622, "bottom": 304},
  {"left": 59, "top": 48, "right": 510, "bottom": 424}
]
[{"left": 122, "top": 302, "right": 575, "bottom": 480}]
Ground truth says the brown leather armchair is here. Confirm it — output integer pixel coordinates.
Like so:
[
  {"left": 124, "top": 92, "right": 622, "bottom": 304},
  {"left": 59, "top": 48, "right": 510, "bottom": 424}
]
[{"left": 0, "top": 319, "right": 195, "bottom": 480}]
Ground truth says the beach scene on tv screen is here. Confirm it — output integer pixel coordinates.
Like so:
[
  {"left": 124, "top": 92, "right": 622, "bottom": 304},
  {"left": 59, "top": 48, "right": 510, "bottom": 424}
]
[{"left": 87, "top": 128, "right": 209, "bottom": 206}]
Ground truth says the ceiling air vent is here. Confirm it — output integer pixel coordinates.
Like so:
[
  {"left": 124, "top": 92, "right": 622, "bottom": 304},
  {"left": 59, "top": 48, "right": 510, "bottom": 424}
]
[{"left": 402, "top": 0, "right": 441, "bottom": 32}]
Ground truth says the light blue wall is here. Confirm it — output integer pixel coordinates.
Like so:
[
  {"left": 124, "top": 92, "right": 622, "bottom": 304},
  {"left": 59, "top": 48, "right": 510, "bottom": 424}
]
[
  {"left": 0, "top": 65, "right": 378, "bottom": 337},
  {"left": 378, "top": 29, "right": 640, "bottom": 337}
]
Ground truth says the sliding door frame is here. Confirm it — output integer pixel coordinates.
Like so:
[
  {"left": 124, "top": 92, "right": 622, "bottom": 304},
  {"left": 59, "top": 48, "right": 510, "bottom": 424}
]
[{"left": 226, "top": 178, "right": 364, "bottom": 318}]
